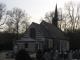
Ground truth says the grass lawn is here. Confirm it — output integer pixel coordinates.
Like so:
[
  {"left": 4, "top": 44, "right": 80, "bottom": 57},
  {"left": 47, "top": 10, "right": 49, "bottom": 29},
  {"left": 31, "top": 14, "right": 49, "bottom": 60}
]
[
  {"left": 0, "top": 50, "right": 35, "bottom": 55},
  {"left": 28, "top": 51, "right": 36, "bottom": 55},
  {"left": 0, "top": 50, "right": 7, "bottom": 53}
]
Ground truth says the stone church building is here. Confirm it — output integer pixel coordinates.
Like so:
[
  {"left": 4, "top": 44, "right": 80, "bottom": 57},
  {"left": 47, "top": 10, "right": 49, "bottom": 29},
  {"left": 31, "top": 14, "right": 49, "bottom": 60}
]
[{"left": 17, "top": 5, "right": 69, "bottom": 52}]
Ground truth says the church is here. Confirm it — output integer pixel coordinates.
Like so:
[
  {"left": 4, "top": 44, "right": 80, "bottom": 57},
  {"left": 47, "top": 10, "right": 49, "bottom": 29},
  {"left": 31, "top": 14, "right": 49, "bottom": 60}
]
[{"left": 17, "top": 4, "right": 69, "bottom": 52}]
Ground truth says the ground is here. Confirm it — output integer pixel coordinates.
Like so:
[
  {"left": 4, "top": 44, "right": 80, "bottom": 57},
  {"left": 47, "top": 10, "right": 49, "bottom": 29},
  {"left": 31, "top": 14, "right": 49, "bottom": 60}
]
[
  {"left": 0, "top": 52, "right": 15, "bottom": 60},
  {"left": 0, "top": 51, "right": 36, "bottom": 60}
]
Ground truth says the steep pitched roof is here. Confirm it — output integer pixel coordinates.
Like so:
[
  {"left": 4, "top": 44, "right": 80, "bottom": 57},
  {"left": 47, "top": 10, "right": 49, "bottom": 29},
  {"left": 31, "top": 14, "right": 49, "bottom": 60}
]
[
  {"left": 53, "top": 4, "right": 58, "bottom": 20},
  {"left": 23, "top": 21, "right": 67, "bottom": 40},
  {"left": 40, "top": 21, "right": 67, "bottom": 40},
  {"left": 33, "top": 22, "right": 51, "bottom": 38}
]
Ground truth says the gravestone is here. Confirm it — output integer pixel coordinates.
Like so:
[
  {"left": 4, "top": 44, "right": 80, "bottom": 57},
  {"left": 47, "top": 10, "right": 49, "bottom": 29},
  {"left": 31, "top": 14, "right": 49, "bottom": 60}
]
[
  {"left": 76, "top": 50, "right": 77, "bottom": 52},
  {"left": 13, "top": 44, "right": 18, "bottom": 55},
  {"left": 58, "top": 52, "right": 64, "bottom": 59},
  {"left": 50, "top": 50, "right": 54, "bottom": 59},
  {"left": 59, "top": 52, "right": 62, "bottom": 54},
  {"left": 64, "top": 53, "right": 68, "bottom": 59},
  {"left": 63, "top": 49, "right": 66, "bottom": 54},
  {"left": 45, "top": 52, "right": 51, "bottom": 60},
  {"left": 55, "top": 50, "right": 59, "bottom": 56},
  {"left": 54, "top": 50, "right": 59, "bottom": 59},
  {"left": 73, "top": 51, "right": 75, "bottom": 53},
  {"left": 68, "top": 51, "right": 72, "bottom": 60}
]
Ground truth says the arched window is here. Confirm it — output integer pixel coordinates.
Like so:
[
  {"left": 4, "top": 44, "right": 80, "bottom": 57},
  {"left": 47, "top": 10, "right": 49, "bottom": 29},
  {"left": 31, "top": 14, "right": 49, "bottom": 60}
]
[
  {"left": 57, "top": 40, "right": 60, "bottom": 50},
  {"left": 25, "top": 43, "right": 28, "bottom": 48},
  {"left": 65, "top": 42, "right": 66, "bottom": 50},
  {"left": 30, "top": 28, "right": 36, "bottom": 39},
  {"left": 61, "top": 41, "right": 63, "bottom": 51}
]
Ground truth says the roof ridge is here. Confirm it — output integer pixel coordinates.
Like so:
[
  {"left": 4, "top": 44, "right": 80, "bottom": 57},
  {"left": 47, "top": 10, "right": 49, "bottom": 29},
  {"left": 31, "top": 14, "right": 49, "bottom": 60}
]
[
  {"left": 34, "top": 22, "right": 51, "bottom": 38},
  {"left": 42, "top": 21, "right": 58, "bottom": 28},
  {"left": 41, "top": 21, "right": 67, "bottom": 40},
  {"left": 32, "top": 22, "right": 39, "bottom": 25}
]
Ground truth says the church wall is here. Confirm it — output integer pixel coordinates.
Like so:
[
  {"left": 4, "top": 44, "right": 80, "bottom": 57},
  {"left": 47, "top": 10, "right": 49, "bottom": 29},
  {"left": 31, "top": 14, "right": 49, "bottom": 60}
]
[
  {"left": 60, "top": 40, "right": 69, "bottom": 51},
  {"left": 21, "top": 23, "right": 45, "bottom": 51},
  {"left": 17, "top": 41, "right": 36, "bottom": 51},
  {"left": 60, "top": 40, "right": 62, "bottom": 51},
  {"left": 23, "top": 23, "right": 44, "bottom": 40},
  {"left": 48, "top": 39, "right": 53, "bottom": 48},
  {"left": 66, "top": 41, "right": 69, "bottom": 51}
]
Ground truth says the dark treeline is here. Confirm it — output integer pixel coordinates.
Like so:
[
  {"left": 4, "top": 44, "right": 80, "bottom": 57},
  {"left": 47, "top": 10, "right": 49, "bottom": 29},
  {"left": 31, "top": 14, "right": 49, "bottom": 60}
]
[
  {"left": 66, "top": 29, "right": 80, "bottom": 50},
  {"left": 0, "top": 32, "right": 23, "bottom": 51},
  {"left": 0, "top": 2, "right": 30, "bottom": 51}
]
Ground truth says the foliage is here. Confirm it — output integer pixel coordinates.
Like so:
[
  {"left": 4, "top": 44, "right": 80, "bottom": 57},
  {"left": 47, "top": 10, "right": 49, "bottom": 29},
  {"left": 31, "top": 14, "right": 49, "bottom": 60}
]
[
  {"left": 15, "top": 49, "right": 31, "bottom": 60},
  {"left": 64, "top": 1, "right": 80, "bottom": 31},
  {"left": 41, "top": 1, "right": 80, "bottom": 32},
  {"left": 0, "top": 42, "right": 13, "bottom": 51},
  {"left": 40, "top": 8, "right": 62, "bottom": 23},
  {"left": 66, "top": 29, "right": 80, "bottom": 50},
  {"left": 0, "top": 32, "right": 23, "bottom": 50},
  {"left": 28, "top": 51, "right": 35, "bottom": 55},
  {"left": 0, "top": 2, "right": 6, "bottom": 20},
  {"left": 0, "top": 2, "right": 30, "bottom": 33},
  {"left": 0, "top": 50, "right": 7, "bottom": 53},
  {"left": 6, "top": 7, "right": 30, "bottom": 33}
]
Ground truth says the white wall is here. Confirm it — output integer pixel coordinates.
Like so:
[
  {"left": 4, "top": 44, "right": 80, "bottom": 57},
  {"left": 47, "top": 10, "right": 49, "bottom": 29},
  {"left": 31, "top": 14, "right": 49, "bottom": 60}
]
[
  {"left": 60, "top": 40, "right": 69, "bottom": 51},
  {"left": 48, "top": 39, "right": 53, "bottom": 48}
]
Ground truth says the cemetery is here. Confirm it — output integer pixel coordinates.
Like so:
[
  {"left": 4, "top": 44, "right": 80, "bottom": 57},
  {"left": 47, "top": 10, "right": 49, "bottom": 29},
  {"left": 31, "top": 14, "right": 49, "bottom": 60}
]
[
  {"left": 4, "top": 48, "right": 80, "bottom": 60},
  {"left": 4, "top": 4, "right": 80, "bottom": 60},
  {"left": 0, "top": 1, "right": 80, "bottom": 60},
  {"left": 31, "top": 49, "right": 80, "bottom": 60}
]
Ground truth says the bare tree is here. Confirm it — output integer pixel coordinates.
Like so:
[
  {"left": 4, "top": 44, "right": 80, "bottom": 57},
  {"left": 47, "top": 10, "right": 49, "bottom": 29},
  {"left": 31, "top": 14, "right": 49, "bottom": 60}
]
[
  {"left": 0, "top": 2, "right": 7, "bottom": 29},
  {"left": 64, "top": 1, "right": 80, "bottom": 31},
  {"left": 40, "top": 8, "right": 64, "bottom": 30},
  {"left": 40, "top": 1, "right": 80, "bottom": 32},
  {"left": 40, "top": 11, "right": 54, "bottom": 23},
  {"left": 6, "top": 7, "right": 30, "bottom": 34},
  {"left": 0, "top": 2, "right": 6, "bottom": 20}
]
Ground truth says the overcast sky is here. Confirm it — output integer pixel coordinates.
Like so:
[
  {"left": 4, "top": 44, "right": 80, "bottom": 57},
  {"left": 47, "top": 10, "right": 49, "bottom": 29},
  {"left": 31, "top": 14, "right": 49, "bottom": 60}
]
[{"left": 0, "top": 0, "right": 79, "bottom": 24}]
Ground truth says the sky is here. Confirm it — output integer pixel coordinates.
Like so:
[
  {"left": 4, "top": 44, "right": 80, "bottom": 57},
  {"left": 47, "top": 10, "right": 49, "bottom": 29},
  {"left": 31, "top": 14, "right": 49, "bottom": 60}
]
[{"left": 0, "top": 0, "right": 80, "bottom": 24}]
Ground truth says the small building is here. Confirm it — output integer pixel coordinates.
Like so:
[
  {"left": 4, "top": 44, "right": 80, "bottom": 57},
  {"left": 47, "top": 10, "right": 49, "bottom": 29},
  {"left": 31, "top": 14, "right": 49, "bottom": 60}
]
[{"left": 17, "top": 4, "right": 69, "bottom": 52}]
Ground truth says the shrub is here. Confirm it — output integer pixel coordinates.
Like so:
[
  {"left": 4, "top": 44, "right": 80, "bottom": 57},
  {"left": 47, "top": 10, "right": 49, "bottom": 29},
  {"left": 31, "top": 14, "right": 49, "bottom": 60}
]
[{"left": 15, "top": 49, "right": 31, "bottom": 60}]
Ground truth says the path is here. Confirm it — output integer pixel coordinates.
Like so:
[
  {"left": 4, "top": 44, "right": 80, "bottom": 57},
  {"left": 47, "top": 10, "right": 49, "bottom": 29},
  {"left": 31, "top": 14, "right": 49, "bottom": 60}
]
[
  {"left": 0, "top": 52, "right": 14, "bottom": 60},
  {"left": 0, "top": 51, "right": 36, "bottom": 60}
]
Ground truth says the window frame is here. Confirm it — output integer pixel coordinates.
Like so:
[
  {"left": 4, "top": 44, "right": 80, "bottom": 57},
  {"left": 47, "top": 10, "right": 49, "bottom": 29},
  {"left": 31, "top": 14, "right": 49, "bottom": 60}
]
[{"left": 30, "top": 28, "right": 36, "bottom": 39}]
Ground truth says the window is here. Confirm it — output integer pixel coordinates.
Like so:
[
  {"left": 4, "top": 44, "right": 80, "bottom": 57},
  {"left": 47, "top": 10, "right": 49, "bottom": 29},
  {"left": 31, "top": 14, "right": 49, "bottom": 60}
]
[
  {"left": 61, "top": 41, "right": 63, "bottom": 51},
  {"left": 25, "top": 43, "right": 28, "bottom": 48},
  {"left": 57, "top": 40, "right": 60, "bottom": 50},
  {"left": 65, "top": 42, "right": 66, "bottom": 50},
  {"left": 30, "top": 28, "right": 36, "bottom": 39}
]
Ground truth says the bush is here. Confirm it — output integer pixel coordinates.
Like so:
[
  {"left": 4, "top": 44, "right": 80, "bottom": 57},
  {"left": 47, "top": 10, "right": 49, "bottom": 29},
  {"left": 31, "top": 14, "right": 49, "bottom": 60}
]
[
  {"left": 43, "top": 48, "right": 47, "bottom": 54},
  {"left": 0, "top": 50, "right": 7, "bottom": 53},
  {"left": 0, "top": 44, "right": 5, "bottom": 51},
  {"left": 4, "top": 42, "right": 13, "bottom": 50},
  {"left": 15, "top": 49, "right": 31, "bottom": 60},
  {"left": 0, "top": 42, "right": 13, "bottom": 51}
]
